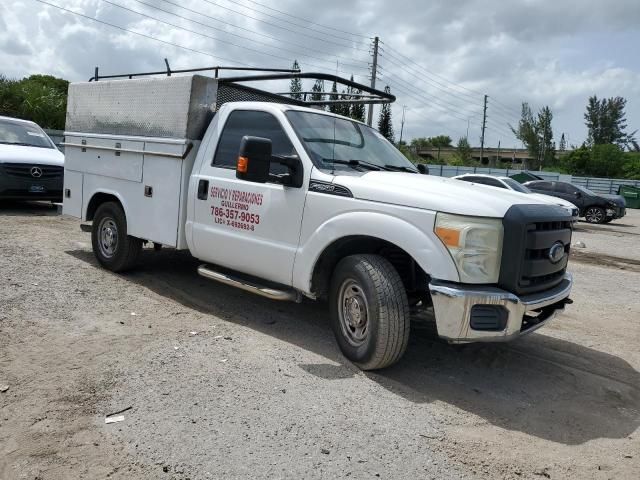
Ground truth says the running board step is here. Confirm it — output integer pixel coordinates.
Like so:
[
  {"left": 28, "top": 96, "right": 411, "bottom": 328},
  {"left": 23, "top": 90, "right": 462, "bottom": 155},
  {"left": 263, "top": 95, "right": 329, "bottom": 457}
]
[{"left": 197, "top": 264, "right": 302, "bottom": 302}]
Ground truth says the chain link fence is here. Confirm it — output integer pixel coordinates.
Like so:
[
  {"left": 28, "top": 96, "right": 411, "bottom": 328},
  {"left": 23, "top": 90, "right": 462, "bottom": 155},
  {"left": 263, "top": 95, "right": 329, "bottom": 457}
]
[{"left": 426, "top": 164, "right": 640, "bottom": 195}]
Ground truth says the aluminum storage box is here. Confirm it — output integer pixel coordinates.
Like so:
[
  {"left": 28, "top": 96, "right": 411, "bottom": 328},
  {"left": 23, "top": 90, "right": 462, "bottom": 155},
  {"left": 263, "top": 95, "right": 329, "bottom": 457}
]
[{"left": 65, "top": 75, "right": 219, "bottom": 140}]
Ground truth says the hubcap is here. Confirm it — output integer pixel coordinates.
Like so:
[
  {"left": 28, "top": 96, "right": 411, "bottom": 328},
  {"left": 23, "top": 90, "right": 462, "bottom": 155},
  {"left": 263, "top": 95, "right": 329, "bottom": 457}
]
[
  {"left": 98, "top": 217, "right": 118, "bottom": 258},
  {"left": 586, "top": 208, "right": 603, "bottom": 223},
  {"left": 337, "top": 279, "right": 370, "bottom": 347}
]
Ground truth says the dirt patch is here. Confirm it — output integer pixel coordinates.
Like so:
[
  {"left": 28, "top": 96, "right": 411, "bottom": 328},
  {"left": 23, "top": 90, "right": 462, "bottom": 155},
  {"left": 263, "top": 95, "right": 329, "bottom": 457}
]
[
  {"left": 1, "top": 203, "right": 639, "bottom": 479},
  {"left": 570, "top": 249, "right": 640, "bottom": 272}
]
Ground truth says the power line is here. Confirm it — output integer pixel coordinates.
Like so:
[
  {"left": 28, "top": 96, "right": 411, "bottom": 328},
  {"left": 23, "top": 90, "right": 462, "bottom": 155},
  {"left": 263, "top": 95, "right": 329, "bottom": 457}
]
[
  {"left": 196, "top": 0, "right": 370, "bottom": 52},
  {"left": 230, "top": 0, "right": 371, "bottom": 40},
  {"left": 381, "top": 42, "right": 522, "bottom": 120},
  {"left": 380, "top": 84, "right": 470, "bottom": 139},
  {"left": 31, "top": 0, "right": 253, "bottom": 67},
  {"left": 380, "top": 45, "right": 482, "bottom": 102},
  {"left": 381, "top": 75, "right": 516, "bottom": 142},
  {"left": 121, "top": 0, "right": 370, "bottom": 73},
  {"left": 379, "top": 50, "right": 508, "bottom": 119},
  {"left": 149, "top": 0, "right": 371, "bottom": 70},
  {"left": 377, "top": 67, "right": 485, "bottom": 123},
  {"left": 99, "top": 0, "right": 367, "bottom": 79}
]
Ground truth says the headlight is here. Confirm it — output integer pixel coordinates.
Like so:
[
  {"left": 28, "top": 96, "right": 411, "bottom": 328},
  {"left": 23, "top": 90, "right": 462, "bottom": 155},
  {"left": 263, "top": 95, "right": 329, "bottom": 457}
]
[{"left": 434, "top": 213, "right": 503, "bottom": 283}]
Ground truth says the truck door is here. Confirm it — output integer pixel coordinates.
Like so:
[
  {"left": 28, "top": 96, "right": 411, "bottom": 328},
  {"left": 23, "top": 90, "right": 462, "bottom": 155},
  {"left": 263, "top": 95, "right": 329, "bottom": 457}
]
[{"left": 191, "top": 109, "right": 307, "bottom": 286}]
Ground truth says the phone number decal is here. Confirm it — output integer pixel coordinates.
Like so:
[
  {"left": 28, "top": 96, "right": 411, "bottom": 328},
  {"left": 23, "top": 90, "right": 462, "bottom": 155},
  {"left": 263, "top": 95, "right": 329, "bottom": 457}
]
[{"left": 209, "top": 186, "right": 264, "bottom": 232}]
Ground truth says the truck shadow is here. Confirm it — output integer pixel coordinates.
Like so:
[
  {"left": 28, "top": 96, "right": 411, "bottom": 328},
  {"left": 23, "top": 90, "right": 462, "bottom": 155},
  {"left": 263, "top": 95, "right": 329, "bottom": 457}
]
[{"left": 67, "top": 248, "right": 640, "bottom": 446}]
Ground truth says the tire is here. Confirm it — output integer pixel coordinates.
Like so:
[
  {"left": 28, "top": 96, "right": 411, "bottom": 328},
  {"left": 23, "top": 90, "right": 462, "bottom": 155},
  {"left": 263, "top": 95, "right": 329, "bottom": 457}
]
[
  {"left": 91, "top": 201, "right": 142, "bottom": 272},
  {"left": 329, "top": 254, "right": 410, "bottom": 370},
  {"left": 584, "top": 206, "right": 606, "bottom": 224}
]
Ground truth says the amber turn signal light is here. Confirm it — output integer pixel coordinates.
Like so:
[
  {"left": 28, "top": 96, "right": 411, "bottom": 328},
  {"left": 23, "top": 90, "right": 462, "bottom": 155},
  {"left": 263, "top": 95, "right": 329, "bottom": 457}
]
[
  {"left": 237, "top": 156, "right": 249, "bottom": 173},
  {"left": 435, "top": 226, "right": 461, "bottom": 248}
]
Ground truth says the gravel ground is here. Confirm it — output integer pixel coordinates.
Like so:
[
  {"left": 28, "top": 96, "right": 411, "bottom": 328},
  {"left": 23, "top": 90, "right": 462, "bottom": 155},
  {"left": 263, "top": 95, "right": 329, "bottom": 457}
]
[{"left": 1, "top": 201, "right": 639, "bottom": 480}]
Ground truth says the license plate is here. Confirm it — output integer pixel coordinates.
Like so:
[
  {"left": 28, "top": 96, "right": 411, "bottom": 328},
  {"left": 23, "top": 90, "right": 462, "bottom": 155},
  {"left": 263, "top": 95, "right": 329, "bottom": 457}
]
[{"left": 29, "top": 185, "right": 45, "bottom": 193}]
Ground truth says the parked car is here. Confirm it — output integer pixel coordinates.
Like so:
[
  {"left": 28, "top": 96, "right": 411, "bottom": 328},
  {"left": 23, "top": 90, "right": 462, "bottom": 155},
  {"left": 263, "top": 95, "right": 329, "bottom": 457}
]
[
  {"left": 523, "top": 180, "right": 626, "bottom": 224},
  {"left": 454, "top": 174, "right": 579, "bottom": 219},
  {"left": 0, "top": 116, "right": 64, "bottom": 202}
]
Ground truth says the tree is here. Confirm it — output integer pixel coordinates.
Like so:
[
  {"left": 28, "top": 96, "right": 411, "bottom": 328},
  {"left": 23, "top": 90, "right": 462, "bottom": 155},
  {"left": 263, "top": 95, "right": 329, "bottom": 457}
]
[
  {"left": 328, "top": 80, "right": 339, "bottom": 114},
  {"left": 348, "top": 76, "right": 365, "bottom": 122},
  {"left": 338, "top": 88, "right": 351, "bottom": 117},
  {"left": 310, "top": 79, "right": 324, "bottom": 109},
  {"left": 410, "top": 137, "right": 432, "bottom": 149},
  {"left": 510, "top": 102, "right": 540, "bottom": 169},
  {"left": 560, "top": 144, "right": 625, "bottom": 177},
  {"left": 537, "top": 106, "right": 554, "bottom": 167},
  {"left": 0, "top": 74, "right": 69, "bottom": 129},
  {"left": 456, "top": 136, "right": 472, "bottom": 162},
  {"left": 584, "top": 95, "right": 636, "bottom": 148},
  {"left": 429, "top": 135, "right": 452, "bottom": 148},
  {"left": 428, "top": 135, "right": 452, "bottom": 162},
  {"left": 377, "top": 86, "right": 394, "bottom": 142},
  {"left": 350, "top": 90, "right": 365, "bottom": 122},
  {"left": 559, "top": 133, "right": 567, "bottom": 152},
  {"left": 289, "top": 60, "right": 302, "bottom": 101}
]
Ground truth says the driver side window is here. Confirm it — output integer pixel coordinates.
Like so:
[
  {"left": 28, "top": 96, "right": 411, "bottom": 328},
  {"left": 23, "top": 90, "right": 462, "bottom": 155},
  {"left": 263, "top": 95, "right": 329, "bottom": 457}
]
[{"left": 213, "top": 110, "right": 297, "bottom": 175}]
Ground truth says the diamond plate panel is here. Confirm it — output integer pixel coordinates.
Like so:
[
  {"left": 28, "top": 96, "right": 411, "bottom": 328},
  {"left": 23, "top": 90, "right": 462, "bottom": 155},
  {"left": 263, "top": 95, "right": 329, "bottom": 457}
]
[{"left": 65, "top": 75, "right": 218, "bottom": 140}]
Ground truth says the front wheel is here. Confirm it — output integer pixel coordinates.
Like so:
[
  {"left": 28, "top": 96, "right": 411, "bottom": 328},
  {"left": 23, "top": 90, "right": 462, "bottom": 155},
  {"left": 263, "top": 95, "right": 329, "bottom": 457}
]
[
  {"left": 584, "top": 206, "right": 606, "bottom": 224},
  {"left": 329, "top": 254, "right": 410, "bottom": 370},
  {"left": 91, "top": 201, "right": 142, "bottom": 272}
]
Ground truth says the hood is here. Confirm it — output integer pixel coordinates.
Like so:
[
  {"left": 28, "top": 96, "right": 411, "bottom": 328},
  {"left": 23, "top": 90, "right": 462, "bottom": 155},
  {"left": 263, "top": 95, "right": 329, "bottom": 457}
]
[
  {"left": 0, "top": 144, "right": 64, "bottom": 166},
  {"left": 334, "top": 172, "right": 558, "bottom": 217},
  {"left": 601, "top": 194, "right": 626, "bottom": 207},
  {"left": 530, "top": 193, "right": 577, "bottom": 209}
]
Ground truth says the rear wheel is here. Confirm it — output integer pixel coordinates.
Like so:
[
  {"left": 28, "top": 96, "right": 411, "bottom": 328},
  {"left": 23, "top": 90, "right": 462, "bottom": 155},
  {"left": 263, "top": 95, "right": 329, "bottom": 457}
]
[
  {"left": 91, "top": 201, "right": 142, "bottom": 272},
  {"left": 329, "top": 254, "right": 410, "bottom": 370},
  {"left": 584, "top": 206, "right": 606, "bottom": 224}
]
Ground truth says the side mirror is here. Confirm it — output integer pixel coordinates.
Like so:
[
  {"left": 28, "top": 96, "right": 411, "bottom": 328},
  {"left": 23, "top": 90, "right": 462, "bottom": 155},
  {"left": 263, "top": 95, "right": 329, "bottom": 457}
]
[
  {"left": 236, "top": 136, "right": 271, "bottom": 184},
  {"left": 417, "top": 164, "right": 429, "bottom": 175},
  {"left": 575, "top": 191, "right": 582, "bottom": 198}
]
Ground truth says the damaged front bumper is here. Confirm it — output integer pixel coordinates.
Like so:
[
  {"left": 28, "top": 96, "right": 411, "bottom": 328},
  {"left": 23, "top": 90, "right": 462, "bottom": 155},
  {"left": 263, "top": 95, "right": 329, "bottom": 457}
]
[{"left": 429, "top": 273, "right": 573, "bottom": 343}]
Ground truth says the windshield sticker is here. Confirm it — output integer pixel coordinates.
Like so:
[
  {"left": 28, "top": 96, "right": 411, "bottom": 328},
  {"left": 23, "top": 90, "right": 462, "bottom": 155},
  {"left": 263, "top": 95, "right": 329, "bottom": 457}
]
[
  {"left": 209, "top": 186, "right": 264, "bottom": 232},
  {"left": 26, "top": 131, "right": 45, "bottom": 137}
]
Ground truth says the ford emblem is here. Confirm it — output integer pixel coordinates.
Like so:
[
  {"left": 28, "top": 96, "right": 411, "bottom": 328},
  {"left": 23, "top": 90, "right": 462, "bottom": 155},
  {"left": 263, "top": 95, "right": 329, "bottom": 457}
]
[{"left": 548, "top": 242, "right": 565, "bottom": 264}]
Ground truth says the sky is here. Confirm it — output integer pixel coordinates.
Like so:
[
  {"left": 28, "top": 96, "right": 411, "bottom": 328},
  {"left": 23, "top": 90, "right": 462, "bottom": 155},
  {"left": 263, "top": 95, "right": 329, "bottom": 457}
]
[{"left": 1, "top": 0, "right": 640, "bottom": 148}]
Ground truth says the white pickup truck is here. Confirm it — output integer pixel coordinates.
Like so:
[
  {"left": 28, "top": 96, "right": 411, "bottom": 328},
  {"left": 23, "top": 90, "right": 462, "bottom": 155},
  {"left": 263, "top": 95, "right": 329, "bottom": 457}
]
[{"left": 63, "top": 71, "right": 574, "bottom": 370}]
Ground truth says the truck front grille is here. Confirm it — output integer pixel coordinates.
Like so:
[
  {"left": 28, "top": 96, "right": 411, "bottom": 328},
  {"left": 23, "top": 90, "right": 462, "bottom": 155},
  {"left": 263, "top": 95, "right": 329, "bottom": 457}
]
[
  {"left": 1, "top": 163, "right": 63, "bottom": 179},
  {"left": 499, "top": 205, "right": 573, "bottom": 295}
]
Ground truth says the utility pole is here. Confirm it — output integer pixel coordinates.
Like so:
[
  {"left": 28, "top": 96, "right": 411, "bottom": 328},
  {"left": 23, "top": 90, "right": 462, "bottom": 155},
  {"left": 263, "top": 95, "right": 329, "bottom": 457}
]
[
  {"left": 398, "top": 105, "right": 407, "bottom": 145},
  {"left": 367, "top": 36, "right": 379, "bottom": 127},
  {"left": 479, "top": 94, "right": 488, "bottom": 164},
  {"left": 496, "top": 140, "right": 501, "bottom": 166}
]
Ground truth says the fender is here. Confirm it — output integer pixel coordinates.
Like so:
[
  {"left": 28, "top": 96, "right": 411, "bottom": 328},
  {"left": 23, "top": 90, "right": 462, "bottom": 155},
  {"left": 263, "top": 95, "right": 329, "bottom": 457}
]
[
  {"left": 83, "top": 188, "right": 130, "bottom": 223},
  {"left": 292, "top": 210, "right": 460, "bottom": 294}
]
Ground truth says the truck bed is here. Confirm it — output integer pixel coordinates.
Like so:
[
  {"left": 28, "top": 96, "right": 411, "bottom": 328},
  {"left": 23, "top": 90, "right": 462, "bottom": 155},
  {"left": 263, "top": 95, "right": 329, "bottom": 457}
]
[{"left": 63, "top": 133, "right": 198, "bottom": 249}]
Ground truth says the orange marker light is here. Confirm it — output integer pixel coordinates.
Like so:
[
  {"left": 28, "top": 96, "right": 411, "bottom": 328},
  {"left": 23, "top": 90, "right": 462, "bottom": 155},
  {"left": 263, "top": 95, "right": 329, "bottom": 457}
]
[
  {"left": 435, "top": 226, "right": 460, "bottom": 247},
  {"left": 237, "top": 156, "right": 249, "bottom": 173}
]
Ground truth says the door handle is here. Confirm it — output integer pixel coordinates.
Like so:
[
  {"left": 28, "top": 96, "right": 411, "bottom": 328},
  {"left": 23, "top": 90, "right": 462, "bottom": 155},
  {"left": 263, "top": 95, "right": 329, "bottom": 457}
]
[{"left": 197, "top": 179, "right": 209, "bottom": 200}]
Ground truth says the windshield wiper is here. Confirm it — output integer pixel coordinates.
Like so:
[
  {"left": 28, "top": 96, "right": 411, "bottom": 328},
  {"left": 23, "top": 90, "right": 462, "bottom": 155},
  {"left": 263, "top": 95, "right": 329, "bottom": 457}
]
[
  {"left": 323, "top": 159, "right": 382, "bottom": 171},
  {"left": 384, "top": 164, "right": 418, "bottom": 173}
]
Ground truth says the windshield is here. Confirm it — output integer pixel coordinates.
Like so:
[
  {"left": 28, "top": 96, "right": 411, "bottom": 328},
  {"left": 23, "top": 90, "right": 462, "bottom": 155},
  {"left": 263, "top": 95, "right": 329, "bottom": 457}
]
[
  {"left": 0, "top": 119, "right": 54, "bottom": 148},
  {"left": 285, "top": 110, "right": 417, "bottom": 172},
  {"left": 501, "top": 177, "right": 532, "bottom": 194}
]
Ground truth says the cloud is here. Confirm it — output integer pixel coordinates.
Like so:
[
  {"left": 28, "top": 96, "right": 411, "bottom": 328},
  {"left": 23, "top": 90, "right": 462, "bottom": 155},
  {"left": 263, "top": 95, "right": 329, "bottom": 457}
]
[{"left": 1, "top": 0, "right": 639, "bottom": 147}]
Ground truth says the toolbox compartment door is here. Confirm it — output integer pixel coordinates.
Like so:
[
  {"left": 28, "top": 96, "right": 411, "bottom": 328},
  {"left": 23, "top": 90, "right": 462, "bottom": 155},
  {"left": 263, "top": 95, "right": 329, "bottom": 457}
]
[
  {"left": 64, "top": 134, "right": 144, "bottom": 183},
  {"left": 62, "top": 170, "right": 83, "bottom": 219}
]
